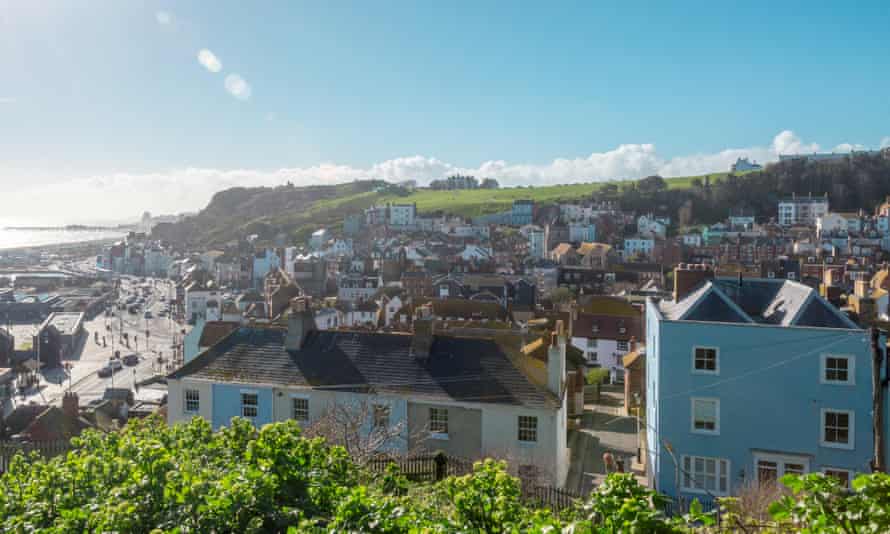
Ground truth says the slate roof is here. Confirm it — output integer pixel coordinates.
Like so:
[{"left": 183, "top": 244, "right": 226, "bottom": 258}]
[
  {"left": 198, "top": 321, "right": 240, "bottom": 347},
  {"left": 659, "top": 278, "right": 858, "bottom": 329},
  {"left": 169, "top": 327, "right": 558, "bottom": 409}
]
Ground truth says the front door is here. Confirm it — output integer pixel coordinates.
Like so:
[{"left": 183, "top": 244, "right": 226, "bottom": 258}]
[{"left": 753, "top": 453, "right": 809, "bottom": 485}]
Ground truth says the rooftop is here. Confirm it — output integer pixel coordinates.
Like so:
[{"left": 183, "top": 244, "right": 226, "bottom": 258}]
[
  {"left": 170, "top": 326, "right": 558, "bottom": 409},
  {"left": 658, "top": 277, "right": 858, "bottom": 329}
]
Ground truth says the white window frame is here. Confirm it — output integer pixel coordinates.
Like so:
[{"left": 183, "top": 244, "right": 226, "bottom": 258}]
[
  {"left": 692, "top": 346, "right": 719, "bottom": 375},
  {"left": 517, "top": 415, "right": 538, "bottom": 443},
  {"left": 820, "top": 354, "right": 855, "bottom": 386},
  {"left": 753, "top": 452, "right": 810, "bottom": 485},
  {"left": 820, "top": 409, "right": 855, "bottom": 450},
  {"left": 617, "top": 340, "right": 629, "bottom": 352},
  {"left": 183, "top": 388, "right": 200, "bottom": 414},
  {"left": 680, "top": 455, "right": 730, "bottom": 496},
  {"left": 823, "top": 467, "right": 853, "bottom": 488},
  {"left": 291, "top": 394, "right": 309, "bottom": 422},
  {"left": 690, "top": 397, "right": 720, "bottom": 435},
  {"left": 240, "top": 390, "right": 259, "bottom": 419},
  {"left": 429, "top": 407, "right": 449, "bottom": 439}
]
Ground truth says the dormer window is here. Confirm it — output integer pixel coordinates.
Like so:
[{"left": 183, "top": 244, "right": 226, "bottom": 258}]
[{"left": 591, "top": 324, "right": 599, "bottom": 334}]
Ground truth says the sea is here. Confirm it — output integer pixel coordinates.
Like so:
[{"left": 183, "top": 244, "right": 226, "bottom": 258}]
[{"left": 0, "top": 227, "right": 128, "bottom": 251}]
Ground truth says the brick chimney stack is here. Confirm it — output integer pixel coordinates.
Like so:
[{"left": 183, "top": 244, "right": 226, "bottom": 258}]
[
  {"left": 673, "top": 263, "right": 715, "bottom": 301},
  {"left": 62, "top": 391, "right": 79, "bottom": 420},
  {"left": 412, "top": 310, "right": 435, "bottom": 363}
]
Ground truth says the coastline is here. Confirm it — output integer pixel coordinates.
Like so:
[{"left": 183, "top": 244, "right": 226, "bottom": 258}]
[{"left": 0, "top": 237, "right": 121, "bottom": 255}]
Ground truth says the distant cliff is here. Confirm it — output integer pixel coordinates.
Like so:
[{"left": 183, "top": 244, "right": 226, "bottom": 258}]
[{"left": 151, "top": 180, "right": 387, "bottom": 246}]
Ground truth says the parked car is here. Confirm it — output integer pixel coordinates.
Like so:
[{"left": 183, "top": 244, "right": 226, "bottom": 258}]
[
  {"left": 122, "top": 353, "right": 140, "bottom": 366},
  {"left": 97, "top": 359, "right": 123, "bottom": 377}
]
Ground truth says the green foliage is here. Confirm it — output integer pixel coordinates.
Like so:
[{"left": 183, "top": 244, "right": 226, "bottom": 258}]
[
  {"left": 769, "top": 472, "right": 890, "bottom": 533},
  {"left": 579, "top": 473, "right": 681, "bottom": 533},
  {"left": 4, "top": 416, "right": 890, "bottom": 533},
  {"left": 585, "top": 367, "right": 610, "bottom": 385}
]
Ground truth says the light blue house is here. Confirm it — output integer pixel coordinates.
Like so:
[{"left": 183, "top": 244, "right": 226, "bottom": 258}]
[
  {"left": 512, "top": 200, "right": 534, "bottom": 226},
  {"left": 252, "top": 248, "right": 280, "bottom": 288},
  {"left": 646, "top": 268, "right": 877, "bottom": 500}
]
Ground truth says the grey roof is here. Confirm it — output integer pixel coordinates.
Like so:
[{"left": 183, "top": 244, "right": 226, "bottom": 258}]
[
  {"left": 660, "top": 278, "right": 857, "bottom": 329},
  {"left": 170, "top": 327, "right": 559, "bottom": 409}
]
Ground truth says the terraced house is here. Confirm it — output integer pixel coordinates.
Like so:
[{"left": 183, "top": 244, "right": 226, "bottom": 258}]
[
  {"left": 646, "top": 264, "right": 878, "bottom": 500},
  {"left": 167, "top": 298, "right": 570, "bottom": 485}
]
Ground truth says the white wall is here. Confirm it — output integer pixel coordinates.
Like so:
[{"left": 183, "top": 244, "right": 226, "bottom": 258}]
[{"left": 167, "top": 378, "right": 214, "bottom": 426}]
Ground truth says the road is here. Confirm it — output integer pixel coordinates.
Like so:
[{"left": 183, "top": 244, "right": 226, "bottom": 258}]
[{"left": 26, "top": 276, "right": 185, "bottom": 407}]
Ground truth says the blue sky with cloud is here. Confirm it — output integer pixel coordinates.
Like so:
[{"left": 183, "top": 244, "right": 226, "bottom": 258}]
[{"left": 0, "top": 1, "right": 888, "bottom": 223}]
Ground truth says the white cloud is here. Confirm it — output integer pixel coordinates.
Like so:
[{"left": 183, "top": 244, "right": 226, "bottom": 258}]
[
  {"left": 197, "top": 49, "right": 222, "bottom": 73},
  {"left": 3, "top": 130, "right": 883, "bottom": 224},
  {"left": 881, "top": 137, "right": 890, "bottom": 149},
  {"left": 832, "top": 143, "right": 867, "bottom": 153},
  {"left": 224, "top": 74, "right": 251, "bottom": 100},
  {"left": 155, "top": 11, "right": 172, "bottom": 26}
]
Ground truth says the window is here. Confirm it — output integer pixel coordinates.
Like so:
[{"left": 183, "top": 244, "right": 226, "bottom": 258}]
[
  {"left": 587, "top": 338, "right": 598, "bottom": 348},
  {"left": 693, "top": 347, "right": 719, "bottom": 374},
  {"left": 588, "top": 352, "right": 598, "bottom": 362},
  {"left": 821, "top": 355, "right": 854, "bottom": 385},
  {"left": 518, "top": 416, "right": 538, "bottom": 443},
  {"left": 617, "top": 341, "right": 629, "bottom": 352},
  {"left": 824, "top": 468, "right": 852, "bottom": 488},
  {"left": 821, "top": 409, "right": 854, "bottom": 449},
  {"left": 292, "top": 397, "right": 309, "bottom": 421},
  {"left": 691, "top": 398, "right": 720, "bottom": 434},
  {"left": 184, "top": 389, "right": 200, "bottom": 413},
  {"left": 241, "top": 392, "right": 258, "bottom": 418},
  {"left": 591, "top": 324, "right": 599, "bottom": 334},
  {"left": 755, "top": 453, "right": 809, "bottom": 485},
  {"left": 373, "top": 404, "right": 390, "bottom": 429},
  {"left": 429, "top": 407, "right": 449, "bottom": 436},
  {"left": 681, "top": 456, "right": 730, "bottom": 495}
]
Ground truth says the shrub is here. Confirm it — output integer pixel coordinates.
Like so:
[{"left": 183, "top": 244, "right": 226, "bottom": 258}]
[{"left": 585, "top": 367, "right": 610, "bottom": 385}]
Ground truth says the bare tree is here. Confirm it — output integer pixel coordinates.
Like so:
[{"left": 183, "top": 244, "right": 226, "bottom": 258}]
[{"left": 303, "top": 398, "right": 419, "bottom": 465}]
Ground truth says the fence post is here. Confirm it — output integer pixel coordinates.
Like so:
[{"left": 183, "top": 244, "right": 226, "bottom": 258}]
[{"left": 434, "top": 452, "right": 447, "bottom": 481}]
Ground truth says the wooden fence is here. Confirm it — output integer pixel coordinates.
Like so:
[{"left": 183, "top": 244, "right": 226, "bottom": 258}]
[
  {"left": 0, "top": 439, "right": 72, "bottom": 473},
  {"left": 368, "top": 453, "right": 583, "bottom": 512}
]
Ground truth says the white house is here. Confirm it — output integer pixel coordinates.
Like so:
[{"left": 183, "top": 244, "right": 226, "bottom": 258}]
[
  {"left": 389, "top": 203, "right": 417, "bottom": 228},
  {"left": 528, "top": 228, "right": 547, "bottom": 259},
  {"left": 680, "top": 233, "right": 702, "bottom": 247},
  {"left": 637, "top": 215, "right": 667, "bottom": 238},
  {"left": 383, "top": 295, "right": 404, "bottom": 326},
  {"left": 778, "top": 194, "right": 829, "bottom": 226},
  {"left": 816, "top": 213, "right": 847, "bottom": 237},
  {"left": 167, "top": 311, "right": 570, "bottom": 485},
  {"left": 309, "top": 229, "right": 329, "bottom": 249}
]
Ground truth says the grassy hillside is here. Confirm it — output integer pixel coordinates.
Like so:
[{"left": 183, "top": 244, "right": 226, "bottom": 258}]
[{"left": 152, "top": 171, "right": 745, "bottom": 246}]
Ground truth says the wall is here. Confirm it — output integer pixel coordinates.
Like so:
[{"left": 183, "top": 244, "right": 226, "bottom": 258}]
[
  {"left": 654, "top": 318, "right": 872, "bottom": 498},
  {"left": 167, "top": 378, "right": 214, "bottom": 426},
  {"left": 408, "top": 401, "right": 482, "bottom": 457},
  {"left": 210, "top": 382, "right": 274, "bottom": 429}
]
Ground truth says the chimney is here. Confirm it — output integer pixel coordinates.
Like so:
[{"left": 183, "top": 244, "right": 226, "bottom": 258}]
[
  {"left": 285, "top": 296, "right": 316, "bottom": 351},
  {"left": 547, "top": 320, "right": 566, "bottom": 397},
  {"left": 673, "top": 263, "right": 714, "bottom": 301},
  {"left": 62, "top": 391, "right": 79, "bottom": 420},
  {"left": 412, "top": 315, "right": 435, "bottom": 362}
]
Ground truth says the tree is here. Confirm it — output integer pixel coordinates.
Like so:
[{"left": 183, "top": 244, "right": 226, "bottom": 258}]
[{"left": 480, "top": 178, "right": 500, "bottom": 189}]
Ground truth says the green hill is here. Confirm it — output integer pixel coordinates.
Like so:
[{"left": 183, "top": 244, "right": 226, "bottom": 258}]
[{"left": 152, "top": 150, "right": 890, "bottom": 247}]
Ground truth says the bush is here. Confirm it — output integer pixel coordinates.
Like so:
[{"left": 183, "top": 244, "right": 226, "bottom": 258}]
[{"left": 585, "top": 367, "right": 610, "bottom": 385}]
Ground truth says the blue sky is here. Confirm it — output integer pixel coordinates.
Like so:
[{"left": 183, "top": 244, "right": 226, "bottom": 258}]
[{"left": 1, "top": 1, "right": 888, "bottom": 223}]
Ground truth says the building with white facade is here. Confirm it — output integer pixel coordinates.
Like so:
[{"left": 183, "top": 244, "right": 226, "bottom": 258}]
[
  {"left": 778, "top": 194, "right": 829, "bottom": 226},
  {"left": 389, "top": 203, "right": 417, "bottom": 228}
]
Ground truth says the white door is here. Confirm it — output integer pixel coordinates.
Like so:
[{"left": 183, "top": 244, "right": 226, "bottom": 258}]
[{"left": 753, "top": 453, "right": 809, "bottom": 485}]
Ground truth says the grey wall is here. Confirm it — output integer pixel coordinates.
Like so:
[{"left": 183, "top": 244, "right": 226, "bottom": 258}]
[{"left": 408, "top": 401, "right": 482, "bottom": 458}]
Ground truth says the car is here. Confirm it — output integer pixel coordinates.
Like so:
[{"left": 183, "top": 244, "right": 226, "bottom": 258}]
[
  {"left": 122, "top": 353, "right": 140, "bottom": 366},
  {"left": 97, "top": 359, "right": 123, "bottom": 377},
  {"left": 144, "top": 311, "right": 153, "bottom": 319}
]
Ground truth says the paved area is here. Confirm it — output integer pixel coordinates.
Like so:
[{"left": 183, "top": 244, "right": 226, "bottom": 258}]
[
  {"left": 566, "top": 385, "right": 645, "bottom": 495},
  {"left": 10, "top": 277, "right": 184, "bottom": 409}
]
